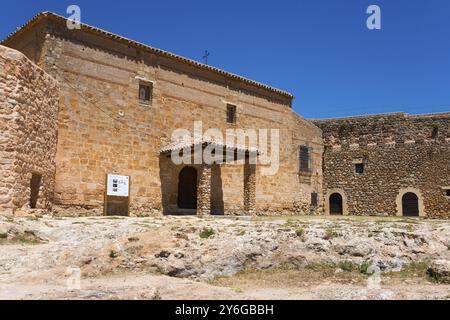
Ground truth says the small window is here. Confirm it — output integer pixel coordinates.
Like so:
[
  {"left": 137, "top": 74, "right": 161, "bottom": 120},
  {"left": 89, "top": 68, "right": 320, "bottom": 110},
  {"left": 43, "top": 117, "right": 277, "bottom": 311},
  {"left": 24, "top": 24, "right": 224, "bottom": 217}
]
[
  {"left": 139, "top": 83, "right": 153, "bottom": 105},
  {"left": 355, "top": 163, "right": 364, "bottom": 174},
  {"left": 446, "top": 189, "right": 450, "bottom": 197},
  {"left": 299, "top": 145, "right": 311, "bottom": 172},
  {"left": 226, "top": 104, "right": 237, "bottom": 124},
  {"left": 311, "top": 192, "right": 318, "bottom": 207}
]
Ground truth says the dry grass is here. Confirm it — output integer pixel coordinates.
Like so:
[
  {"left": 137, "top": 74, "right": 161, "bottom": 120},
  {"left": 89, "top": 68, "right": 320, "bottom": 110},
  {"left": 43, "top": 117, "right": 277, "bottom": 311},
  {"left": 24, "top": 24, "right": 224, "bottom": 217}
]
[{"left": 210, "top": 264, "right": 366, "bottom": 290}]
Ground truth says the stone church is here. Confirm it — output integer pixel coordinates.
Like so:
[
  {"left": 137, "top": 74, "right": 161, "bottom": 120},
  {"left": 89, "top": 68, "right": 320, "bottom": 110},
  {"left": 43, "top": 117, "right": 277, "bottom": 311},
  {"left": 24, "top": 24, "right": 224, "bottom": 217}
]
[{"left": 0, "top": 12, "right": 449, "bottom": 218}]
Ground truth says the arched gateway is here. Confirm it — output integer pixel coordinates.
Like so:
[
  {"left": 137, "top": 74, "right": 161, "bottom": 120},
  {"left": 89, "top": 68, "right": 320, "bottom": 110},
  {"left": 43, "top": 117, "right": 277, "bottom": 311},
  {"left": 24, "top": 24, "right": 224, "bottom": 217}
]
[
  {"left": 402, "top": 192, "right": 419, "bottom": 217},
  {"left": 329, "top": 193, "right": 343, "bottom": 215}
]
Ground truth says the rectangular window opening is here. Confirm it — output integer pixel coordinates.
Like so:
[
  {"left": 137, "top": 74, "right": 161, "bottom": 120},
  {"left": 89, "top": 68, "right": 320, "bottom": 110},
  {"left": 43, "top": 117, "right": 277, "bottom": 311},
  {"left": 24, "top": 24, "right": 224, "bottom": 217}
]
[
  {"left": 311, "top": 192, "right": 318, "bottom": 207},
  {"left": 139, "top": 83, "right": 153, "bottom": 105},
  {"left": 299, "top": 145, "right": 311, "bottom": 172},
  {"left": 446, "top": 189, "right": 450, "bottom": 197},
  {"left": 226, "top": 104, "right": 237, "bottom": 124},
  {"left": 30, "top": 173, "right": 42, "bottom": 209},
  {"left": 355, "top": 163, "right": 365, "bottom": 174}
]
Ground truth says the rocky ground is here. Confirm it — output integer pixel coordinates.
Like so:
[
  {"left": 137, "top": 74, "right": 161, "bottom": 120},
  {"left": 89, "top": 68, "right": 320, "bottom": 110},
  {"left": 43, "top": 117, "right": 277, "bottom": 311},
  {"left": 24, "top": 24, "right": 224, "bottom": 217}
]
[{"left": 0, "top": 214, "right": 449, "bottom": 300}]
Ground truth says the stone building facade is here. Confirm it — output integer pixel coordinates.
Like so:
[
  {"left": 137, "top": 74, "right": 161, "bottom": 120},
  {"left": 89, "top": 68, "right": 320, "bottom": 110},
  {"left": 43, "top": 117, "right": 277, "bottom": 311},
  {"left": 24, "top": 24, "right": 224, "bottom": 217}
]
[
  {"left": 314, "top": 113, "right": 450, "bottom": 218},
  {"left": 0, "top": 12, "right": 448, "bottom": 218},
  {"left": 0, "top": 45, "right": 59, "bottom": 215},
  {"left": 1, "top": 12, "right": 323, "bottom": 217}
]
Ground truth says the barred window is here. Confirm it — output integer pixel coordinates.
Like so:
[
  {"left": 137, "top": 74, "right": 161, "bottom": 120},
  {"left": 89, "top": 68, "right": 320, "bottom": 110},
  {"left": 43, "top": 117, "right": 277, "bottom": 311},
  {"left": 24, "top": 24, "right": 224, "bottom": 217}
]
[
  {"left": 299, "top": 145, "right": 311, "bottom": 172},
  {"left": 139, "top": 83, "right": 153, "bottom": 105},
  {"left": 226, "top": 104, "right": 237, "bottom": 124}
]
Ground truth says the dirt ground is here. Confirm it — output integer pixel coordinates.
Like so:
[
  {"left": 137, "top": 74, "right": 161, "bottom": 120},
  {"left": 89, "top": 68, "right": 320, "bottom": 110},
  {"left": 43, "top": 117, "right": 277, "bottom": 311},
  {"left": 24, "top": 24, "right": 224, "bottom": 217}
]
[{"left": 0, "top": 215, "right": 449, "bottom": 300}]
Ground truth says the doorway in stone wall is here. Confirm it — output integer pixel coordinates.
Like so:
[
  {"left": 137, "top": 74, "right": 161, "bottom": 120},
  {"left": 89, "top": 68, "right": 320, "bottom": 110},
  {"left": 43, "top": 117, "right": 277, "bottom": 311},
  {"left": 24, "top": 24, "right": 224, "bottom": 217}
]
[
  {"left": 30, "top": 173, "right": 42, "bottom": 209},
  {"left": 178, "top": 167, "right": 198, "bottom": 210},
  {"left": 402, "top": 192, "right": 419, "bottom": 217},
  {"left": 329, "top": 193, "right": 343, "bottom": 215}
]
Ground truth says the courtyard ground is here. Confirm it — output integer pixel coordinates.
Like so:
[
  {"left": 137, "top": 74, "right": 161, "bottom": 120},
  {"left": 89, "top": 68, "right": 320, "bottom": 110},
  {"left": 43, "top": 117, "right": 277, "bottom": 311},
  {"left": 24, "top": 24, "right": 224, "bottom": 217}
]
[{"left": 0, "top": 214, "right": 449, "bottom": 300}]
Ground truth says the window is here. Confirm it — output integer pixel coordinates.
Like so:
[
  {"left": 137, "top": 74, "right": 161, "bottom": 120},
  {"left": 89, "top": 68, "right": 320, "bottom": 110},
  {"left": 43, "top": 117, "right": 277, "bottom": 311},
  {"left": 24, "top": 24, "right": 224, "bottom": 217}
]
[
  {"left": 139, "top": 83, "right": 152, "bottom": 105},
  {"left": 226, "top": 104, "right": 237, "bottom": 124},
  {"left": 355, "top": 163, "right": 364, "bottom": 174},
  {"left": 299, "top": 145, "right": 311, "bottom": 172},
  {"left": 446, "top": 189, "right": 450, "bottom": 197},
  {"left": 311, "top": 192, "right": 318, "bottom": 207}
]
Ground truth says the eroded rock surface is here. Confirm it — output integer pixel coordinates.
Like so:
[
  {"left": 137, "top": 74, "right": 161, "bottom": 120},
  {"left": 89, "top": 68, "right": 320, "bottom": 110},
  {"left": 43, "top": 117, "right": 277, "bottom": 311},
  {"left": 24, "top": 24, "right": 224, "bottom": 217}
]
[{"left": 0, "top": 215, "right": 449, "bottom": 299}]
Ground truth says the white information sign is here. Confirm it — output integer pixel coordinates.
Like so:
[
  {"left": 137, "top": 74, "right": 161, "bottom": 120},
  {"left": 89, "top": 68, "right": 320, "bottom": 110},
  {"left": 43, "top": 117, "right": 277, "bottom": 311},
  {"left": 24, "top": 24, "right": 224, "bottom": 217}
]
[{"left": 107, "top": 175, "right": 130, "bottom": 197}]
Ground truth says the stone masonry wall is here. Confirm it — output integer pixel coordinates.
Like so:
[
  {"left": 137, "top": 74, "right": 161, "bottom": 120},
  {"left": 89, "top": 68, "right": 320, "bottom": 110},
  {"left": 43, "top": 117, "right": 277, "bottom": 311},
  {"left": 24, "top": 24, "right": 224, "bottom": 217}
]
[
  {"left": 314, "top": 113, "right": 450, "bottom": 218},
  {"left": 4, "top": 16, "right": 323, "bottom": 216},
  {"left": 0, "top": 45, "right": 59, "bottom": 215}
]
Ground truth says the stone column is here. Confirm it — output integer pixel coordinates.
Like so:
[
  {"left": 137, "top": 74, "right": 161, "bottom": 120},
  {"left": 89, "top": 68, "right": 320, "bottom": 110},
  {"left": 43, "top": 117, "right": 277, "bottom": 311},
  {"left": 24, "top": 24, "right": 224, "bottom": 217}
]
[
  {"left": 244, "top": 156, "right": 256, "bottom": 215},
  {"left": 197, "top": 165, "right": 212, "bottom": 216}
]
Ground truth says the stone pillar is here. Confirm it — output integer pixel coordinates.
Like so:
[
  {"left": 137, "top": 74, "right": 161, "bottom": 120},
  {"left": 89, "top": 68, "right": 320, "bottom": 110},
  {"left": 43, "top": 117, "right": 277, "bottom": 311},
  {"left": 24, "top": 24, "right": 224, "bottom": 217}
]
[
  {"left": 244, "top": 156, "right": 256, "bottom": 215},
  {"left": 197, "top": 165, "right": 212, "bottom": 216}
]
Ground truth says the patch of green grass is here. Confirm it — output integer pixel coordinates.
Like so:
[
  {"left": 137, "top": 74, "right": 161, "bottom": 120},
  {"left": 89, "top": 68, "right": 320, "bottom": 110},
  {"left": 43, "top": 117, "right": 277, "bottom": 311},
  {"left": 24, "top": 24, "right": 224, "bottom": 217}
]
[
  {"left": 359, "top": 261, "right": 372, "bottom": 275},
  {"left": 324, "top": 228, "right": 338, "bottom": 240},
  {"left": 199, "top": 227, "right": 215, "bottom": 239},
  {"left": 385, "top": 261, "right": 430, "bottom": 280},
  {"left": 109, "top": 250, "right": 119, "bottom": 259},
  {"left": 236, "top": 229, "right": 246, "bottom": 236},
  {"left": 295, "top": 228, "right": 305, "bottom": 237},
  {"left": 339, "top": 261, "right": 356, "bottom": 272}
]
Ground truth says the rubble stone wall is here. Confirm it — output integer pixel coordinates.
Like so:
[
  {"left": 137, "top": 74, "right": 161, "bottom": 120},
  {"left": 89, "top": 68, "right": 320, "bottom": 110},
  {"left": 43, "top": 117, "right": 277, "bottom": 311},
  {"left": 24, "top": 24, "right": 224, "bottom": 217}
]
[
  {"left": 314, "top": 113, "right": 450, "bottom": 217},
  {"left": 0, "top": 45, "right": 59, "bottom": 215}
]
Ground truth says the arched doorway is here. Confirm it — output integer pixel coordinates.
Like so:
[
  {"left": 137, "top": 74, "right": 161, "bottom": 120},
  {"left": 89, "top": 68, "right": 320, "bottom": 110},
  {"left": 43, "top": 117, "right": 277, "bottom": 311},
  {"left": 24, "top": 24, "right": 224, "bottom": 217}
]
[
  {"left": 329, "top": 193, "right": 343, "bottom": 215},
  {"left": 178, "top": 167, "right": 197, "bottom": 209},
  {"left": 402, "top": 192, "right": 419, "bottom": 217}
]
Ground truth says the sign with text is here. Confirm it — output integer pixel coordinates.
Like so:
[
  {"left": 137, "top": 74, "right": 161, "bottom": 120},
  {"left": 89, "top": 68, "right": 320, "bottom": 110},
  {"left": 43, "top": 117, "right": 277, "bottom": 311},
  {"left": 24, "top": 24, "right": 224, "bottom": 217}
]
[{"left": 106, "top": 175, "right": 130, "bottom": 197}]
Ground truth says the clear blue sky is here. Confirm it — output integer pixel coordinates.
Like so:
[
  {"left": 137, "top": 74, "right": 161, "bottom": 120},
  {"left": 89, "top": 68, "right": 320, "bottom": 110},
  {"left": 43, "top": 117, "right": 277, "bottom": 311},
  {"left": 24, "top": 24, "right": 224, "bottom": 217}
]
[{"left": 2, "top": 0, "right": 450, "bottom": 118}]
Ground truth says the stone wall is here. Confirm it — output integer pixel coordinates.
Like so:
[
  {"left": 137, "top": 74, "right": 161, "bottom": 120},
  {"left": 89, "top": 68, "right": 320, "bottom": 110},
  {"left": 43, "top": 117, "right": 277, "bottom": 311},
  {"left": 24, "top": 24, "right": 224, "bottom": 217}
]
[
  {"left": 314, "top": 113, "right": 450, "bottom": 218},
  {"left": 3, "top": 14, "right": 323, "bottom": 216},
  {"left": 0, "top": 45, "right": 59, "bottom": 215}
]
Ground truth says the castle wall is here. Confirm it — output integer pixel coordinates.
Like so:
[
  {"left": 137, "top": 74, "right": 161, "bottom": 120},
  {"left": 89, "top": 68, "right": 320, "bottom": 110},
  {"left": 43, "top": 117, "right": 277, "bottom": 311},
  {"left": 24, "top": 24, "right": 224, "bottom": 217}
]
[
  {"left": 314, "top": 113, "right": 450, "bottom": 217},
  {"left": 5, "top": 18, "right": 323, "bottom": 216},
  {"left": 0, "top": 45, "right": 59, "bottom": 215}
]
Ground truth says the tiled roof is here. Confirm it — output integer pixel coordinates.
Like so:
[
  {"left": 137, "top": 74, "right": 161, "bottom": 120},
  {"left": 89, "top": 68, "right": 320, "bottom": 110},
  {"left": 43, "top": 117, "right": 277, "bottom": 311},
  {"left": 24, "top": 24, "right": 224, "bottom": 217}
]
[
  {"left": 160, "top": 134, "right": 260, "bottom": 155},
  {"left": 1, "top": 11, "right": 294, "bottom": 100}
]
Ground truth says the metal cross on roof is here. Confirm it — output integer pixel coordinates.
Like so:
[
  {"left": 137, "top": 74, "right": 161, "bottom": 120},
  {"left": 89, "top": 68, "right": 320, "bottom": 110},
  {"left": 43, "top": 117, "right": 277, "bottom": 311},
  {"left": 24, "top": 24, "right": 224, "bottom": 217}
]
[{"left": 202, "top": 50, "right": 210, "bottom": 65}]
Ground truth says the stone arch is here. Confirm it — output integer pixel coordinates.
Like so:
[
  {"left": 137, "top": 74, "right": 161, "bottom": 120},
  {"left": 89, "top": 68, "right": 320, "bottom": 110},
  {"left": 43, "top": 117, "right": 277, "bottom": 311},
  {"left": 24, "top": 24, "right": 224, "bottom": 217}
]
[
  {"left": 324, "top": 188, "right": 348, "bottom": 216},
  {"left": 177, "top": 166, "right": 198, "bottom": 210},
  {"left": 396, "top": 187, "right": 425, "bottom": 217}
]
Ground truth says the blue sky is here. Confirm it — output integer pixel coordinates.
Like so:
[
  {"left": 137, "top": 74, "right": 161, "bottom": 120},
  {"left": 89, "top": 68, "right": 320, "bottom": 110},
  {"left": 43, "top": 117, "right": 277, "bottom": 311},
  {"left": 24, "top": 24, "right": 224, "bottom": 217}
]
[{"left": 1, "top": 0, "right": 450, "bottom": 118}]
